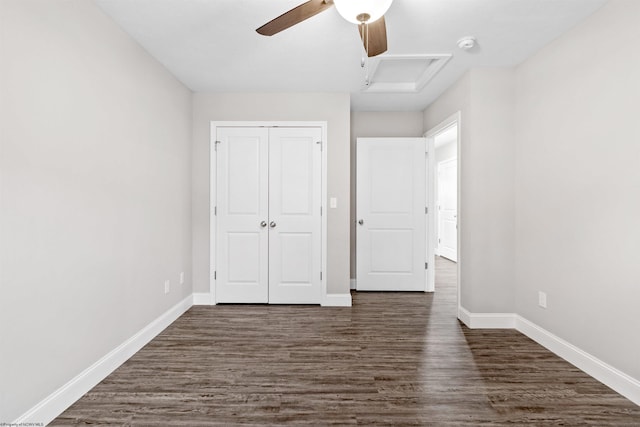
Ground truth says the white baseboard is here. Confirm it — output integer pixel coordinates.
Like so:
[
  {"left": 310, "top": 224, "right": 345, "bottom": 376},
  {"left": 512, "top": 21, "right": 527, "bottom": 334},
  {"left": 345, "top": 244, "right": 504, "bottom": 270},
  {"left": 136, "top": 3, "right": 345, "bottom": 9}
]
[
  {"left": 13, "top": 296, "right": 193, "bottom": 426},
  {"left": 457, "top": 307, "right": 516, "bottom": 328},
  {"left": 350, "top": 279, "right": 356, "bottom": 290},
  {"left": 322, "top": 293, "right": 352, "bottom": 307},
  {"left": 457, "top": 306, "right": 471, "bottom": 326},
  {"left": 515, "top": 315, "right": 640, "bottom": 406},
  {"left": 17, "top": 296, "right": 637, "bottom": 423},
  {"left": 457, "top": 307, "right": 640, "bottom": 406},
  {"left": 192, "top": 292, "right": 214, "bottom": 305},
  {"left": 196, "top": 291, "right": 351, "bottom": 307}
]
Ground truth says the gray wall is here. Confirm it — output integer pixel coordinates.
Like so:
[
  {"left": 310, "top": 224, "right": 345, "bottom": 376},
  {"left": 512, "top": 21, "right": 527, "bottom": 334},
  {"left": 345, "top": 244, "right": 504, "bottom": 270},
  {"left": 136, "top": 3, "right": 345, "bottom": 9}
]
[
  {"left": 424, "top": 0, "right": 640, "bottom": 385},
  {"left": 514, "top": 0, "right": 640, "bottom": 381},
  {"left": 0, "top": 0, "right": 192, "bottom": 420},
  {"left": 424, "top": 69, "right": 517, "bottom": 313},
  {"left": 191, "top": 93, "right": 351, "bottom": 295},
  {"left": 350, "top": 112, "right": 424, "bottom": 279}
]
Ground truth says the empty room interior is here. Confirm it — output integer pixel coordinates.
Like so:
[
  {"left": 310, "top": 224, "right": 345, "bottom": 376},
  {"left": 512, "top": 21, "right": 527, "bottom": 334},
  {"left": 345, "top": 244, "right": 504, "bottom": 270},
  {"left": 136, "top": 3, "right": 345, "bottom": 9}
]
[{"left": 2, "top": 0, "right": 640, "bottom": 425}]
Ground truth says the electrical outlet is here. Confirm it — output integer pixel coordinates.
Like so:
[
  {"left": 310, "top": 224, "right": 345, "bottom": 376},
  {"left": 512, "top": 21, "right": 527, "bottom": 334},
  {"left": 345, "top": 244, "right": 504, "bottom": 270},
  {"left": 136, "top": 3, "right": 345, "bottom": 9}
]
[
  {"left": 538, "top": 291, "right": 547, "bottom": 308},
  {"left": 180, "top": 272, "right": 184, "bottom": 285},
  {"left": 164, "top": 280, "right": 170, "bottom": 294}
]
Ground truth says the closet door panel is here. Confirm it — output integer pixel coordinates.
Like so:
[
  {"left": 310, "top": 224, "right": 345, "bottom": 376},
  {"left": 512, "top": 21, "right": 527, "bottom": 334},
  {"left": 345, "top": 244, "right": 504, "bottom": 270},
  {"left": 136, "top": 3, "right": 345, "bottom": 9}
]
[
  {"left": 268, "top": 128, "right": 322, "bottom": 304},
  {"left": 215, "top": 128, "right": 269, "bottom": 303}
]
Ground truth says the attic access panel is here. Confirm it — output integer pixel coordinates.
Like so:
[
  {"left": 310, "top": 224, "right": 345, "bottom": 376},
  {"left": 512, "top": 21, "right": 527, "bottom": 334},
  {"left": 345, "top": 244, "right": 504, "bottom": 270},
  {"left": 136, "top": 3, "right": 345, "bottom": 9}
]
[{"left": 364, "top": 54, "right": 452, "bottom": 93}]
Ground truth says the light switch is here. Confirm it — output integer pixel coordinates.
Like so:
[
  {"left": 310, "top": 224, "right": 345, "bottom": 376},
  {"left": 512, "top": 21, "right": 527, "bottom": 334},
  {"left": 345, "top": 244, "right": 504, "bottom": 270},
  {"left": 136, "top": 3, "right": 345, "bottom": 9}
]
[{"left": 330, "top": 197, "right": 337, "bottom": 208}]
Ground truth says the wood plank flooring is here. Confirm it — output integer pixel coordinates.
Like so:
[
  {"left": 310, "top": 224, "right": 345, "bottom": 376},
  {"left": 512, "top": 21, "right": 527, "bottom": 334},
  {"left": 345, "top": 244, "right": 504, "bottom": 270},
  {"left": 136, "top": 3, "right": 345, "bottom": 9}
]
[{"left": 52, "top": 257, "right": 640, "bottom": 425}]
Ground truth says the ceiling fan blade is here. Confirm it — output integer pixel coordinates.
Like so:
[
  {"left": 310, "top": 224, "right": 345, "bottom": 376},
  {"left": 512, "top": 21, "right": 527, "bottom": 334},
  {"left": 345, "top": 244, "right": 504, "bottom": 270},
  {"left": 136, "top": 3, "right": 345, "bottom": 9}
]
[
  {"left": 359, "top": 16, "right": 388, "bottom": 57},
  {"left": 256, "top": 0, "right": 333, "bottom": 36}
]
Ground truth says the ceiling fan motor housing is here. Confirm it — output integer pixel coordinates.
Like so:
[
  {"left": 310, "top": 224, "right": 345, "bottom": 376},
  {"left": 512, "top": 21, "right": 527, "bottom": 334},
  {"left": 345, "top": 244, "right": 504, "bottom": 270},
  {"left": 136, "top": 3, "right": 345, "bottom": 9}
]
[{"left": 357, "top": 13, "right": 371, "bottom": 23}]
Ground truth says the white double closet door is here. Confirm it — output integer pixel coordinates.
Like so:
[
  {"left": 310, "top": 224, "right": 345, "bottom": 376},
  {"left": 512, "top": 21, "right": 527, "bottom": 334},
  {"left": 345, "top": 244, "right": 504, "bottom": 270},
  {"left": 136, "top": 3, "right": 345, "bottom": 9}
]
[{"left": 215, "top": 127, "right": 322, "bottom": 304}]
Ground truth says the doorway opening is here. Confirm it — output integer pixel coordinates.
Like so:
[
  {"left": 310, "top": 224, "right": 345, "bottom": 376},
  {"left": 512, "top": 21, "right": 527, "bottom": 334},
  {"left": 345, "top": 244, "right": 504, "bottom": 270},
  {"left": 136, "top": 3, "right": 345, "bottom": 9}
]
[{"left": 426, "top": 113, "right": 460, "bottom": 317}]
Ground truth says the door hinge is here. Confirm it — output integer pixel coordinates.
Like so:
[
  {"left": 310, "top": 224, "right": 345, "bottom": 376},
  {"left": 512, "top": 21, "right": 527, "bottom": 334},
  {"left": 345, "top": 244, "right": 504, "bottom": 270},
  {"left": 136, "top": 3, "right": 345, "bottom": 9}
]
[
  {"left": 214, "top": 271, "right": 217, "bottom": 280},
  {"left": 214, "top": 206, "right": 217, "bottom": 215},
  {"left": 425, "top": 262, "right": 428, "bottom": 270},
  {"left": 425, "top": 207, "right": 428, "bottom": 214},
  {"left": 320, "top": 271, "right": 323, "bottom": 280},
  {"left": 320, "top": 206, "right": 322, "bottom": 216},
  {"left": 438, "top": 238, "right": 441, "bottom": 243}
]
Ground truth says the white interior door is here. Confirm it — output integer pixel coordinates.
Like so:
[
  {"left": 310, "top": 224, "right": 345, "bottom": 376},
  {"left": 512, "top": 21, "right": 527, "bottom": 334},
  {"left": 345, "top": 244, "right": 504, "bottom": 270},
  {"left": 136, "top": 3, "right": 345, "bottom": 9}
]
[
  {"left": 216, "top": 128, "right": 269, "bottom": 303},
  {"left": 268, "top": 128, "right": 322, "bottom": 303},
  {"left": 437, "top": 158, "right": 457, "bottom": 262},
  {"left": 356, "top": 138, "right": 427, "bottom": 291}
]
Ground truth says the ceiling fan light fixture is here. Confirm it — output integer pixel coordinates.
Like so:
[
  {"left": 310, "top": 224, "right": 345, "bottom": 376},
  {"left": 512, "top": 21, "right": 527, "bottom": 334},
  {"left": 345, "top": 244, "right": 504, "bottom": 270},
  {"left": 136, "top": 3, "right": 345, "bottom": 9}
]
[{"left": 334, "top": 0, "right": 393, "bottom": 24}]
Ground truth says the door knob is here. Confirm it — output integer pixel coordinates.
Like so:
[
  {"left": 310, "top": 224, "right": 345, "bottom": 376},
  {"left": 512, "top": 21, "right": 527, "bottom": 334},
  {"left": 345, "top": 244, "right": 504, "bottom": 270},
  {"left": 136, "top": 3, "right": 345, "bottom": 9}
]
[
  {"left": 260, "top": 221, "right": 267, "bottom": 228},
  {"left": 358, "top": 219, "right": 364, "bottom": 225},
  {"left": 269, "top": 221, "right": 276, "bottom": 228}
]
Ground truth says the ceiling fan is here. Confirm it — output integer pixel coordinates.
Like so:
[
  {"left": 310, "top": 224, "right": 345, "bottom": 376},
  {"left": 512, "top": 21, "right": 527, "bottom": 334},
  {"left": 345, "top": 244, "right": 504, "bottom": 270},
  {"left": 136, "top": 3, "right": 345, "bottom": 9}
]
[{"left": 256, "top": 0, "right": 393, "bottom": 57}]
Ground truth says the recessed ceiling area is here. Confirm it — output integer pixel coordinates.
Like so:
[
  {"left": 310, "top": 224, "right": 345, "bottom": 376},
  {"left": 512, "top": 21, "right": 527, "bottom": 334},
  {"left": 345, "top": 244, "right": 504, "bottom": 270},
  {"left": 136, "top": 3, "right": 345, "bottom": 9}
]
[
  {"left": 94, "top": 0, "right": 608, "bottom": 111},
  {"left": 364, "top": 54, "right": 451, "bottom": 93}
]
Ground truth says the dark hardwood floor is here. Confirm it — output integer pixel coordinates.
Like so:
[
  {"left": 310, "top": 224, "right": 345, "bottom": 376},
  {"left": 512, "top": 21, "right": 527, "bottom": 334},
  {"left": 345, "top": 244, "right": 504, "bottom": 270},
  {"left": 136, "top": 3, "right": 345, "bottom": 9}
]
[{"left": 53, "top": 257, "right": 639, "bottom": 425}]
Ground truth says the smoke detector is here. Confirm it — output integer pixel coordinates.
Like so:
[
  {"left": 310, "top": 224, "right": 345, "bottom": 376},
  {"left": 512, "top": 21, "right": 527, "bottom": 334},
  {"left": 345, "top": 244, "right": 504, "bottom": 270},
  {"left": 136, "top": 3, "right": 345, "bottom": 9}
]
[{"left": 457, "top": 37, "right": 476, "bottom": 50}]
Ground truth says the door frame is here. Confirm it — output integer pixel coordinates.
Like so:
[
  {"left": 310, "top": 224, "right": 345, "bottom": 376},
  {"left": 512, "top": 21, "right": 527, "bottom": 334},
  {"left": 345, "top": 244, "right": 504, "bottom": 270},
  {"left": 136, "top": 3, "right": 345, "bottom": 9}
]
[
  {"left": 209, "top": 121, "right": 328, "bottom": 305},
  {"left": 425, "top": 112, "right": 461, "bottom": 317}
]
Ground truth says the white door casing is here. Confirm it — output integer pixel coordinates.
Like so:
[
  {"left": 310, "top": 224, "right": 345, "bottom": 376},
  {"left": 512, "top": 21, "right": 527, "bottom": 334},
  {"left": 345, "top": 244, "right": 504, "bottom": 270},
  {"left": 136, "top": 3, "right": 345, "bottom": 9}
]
[
  {"left": 356, "top": 138, "right": 428, "bottom": 291},
  {"left": 214, "top": 125, "right": 322, "bottom": 304},
  {"left": 438, "top": 158, "right": 457, "bottom": 262},
  {"left": 268, "top": 127, "right": 322, "bottom": 303}
]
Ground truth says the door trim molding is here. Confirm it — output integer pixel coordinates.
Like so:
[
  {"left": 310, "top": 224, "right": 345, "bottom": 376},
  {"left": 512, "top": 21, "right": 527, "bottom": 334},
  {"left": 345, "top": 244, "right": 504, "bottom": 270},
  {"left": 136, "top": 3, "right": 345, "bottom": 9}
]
[{"left": 209, "top": 121, "right": 328, "bottom": 305}]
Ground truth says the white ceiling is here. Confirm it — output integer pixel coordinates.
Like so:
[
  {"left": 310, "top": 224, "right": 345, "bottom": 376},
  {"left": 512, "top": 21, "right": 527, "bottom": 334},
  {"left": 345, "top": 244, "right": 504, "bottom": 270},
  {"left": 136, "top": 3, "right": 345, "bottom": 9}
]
[{"left": 95, "top": 0, "right": 607, "bottom": 111}]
